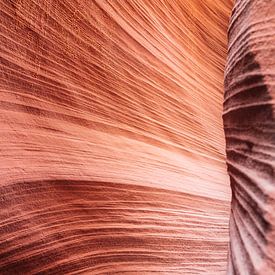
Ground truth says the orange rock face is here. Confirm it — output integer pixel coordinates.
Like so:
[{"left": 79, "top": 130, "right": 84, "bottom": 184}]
[{"left": 1, "top": 0, "right": 234, "bottom": 273}]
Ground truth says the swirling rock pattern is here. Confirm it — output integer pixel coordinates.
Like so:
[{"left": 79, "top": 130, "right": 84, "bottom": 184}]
[
  {"left": 0, "top": 0, "right": 234, "bottom": 274},
  {"left": 224, "top": 0, "right": 275, "bottom": 274}
]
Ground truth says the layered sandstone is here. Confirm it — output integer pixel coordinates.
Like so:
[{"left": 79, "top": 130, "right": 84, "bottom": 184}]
[
  {"left": 224, "top": 0, "right": 275, "bottom": 274},
  {"left": 1, "top": 0, "right": 262, "bottom": 274}
]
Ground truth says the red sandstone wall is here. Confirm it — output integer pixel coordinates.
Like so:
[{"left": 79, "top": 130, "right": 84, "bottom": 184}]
[{"left": 0, "top": 1, "right": 233, "bottom": 273}]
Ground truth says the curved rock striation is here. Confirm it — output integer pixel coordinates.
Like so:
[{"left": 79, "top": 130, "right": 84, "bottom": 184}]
[
  {"left": 0, "top": 0, "right": 234, "bottom": 274},
  {"left": 224, "top": 0, "right": 275, "bottom": 274}
]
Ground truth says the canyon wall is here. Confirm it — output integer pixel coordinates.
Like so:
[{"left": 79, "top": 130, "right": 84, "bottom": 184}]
[
  {"left": 224, "top": 0, "right": 275, "bottom": 274},
  {"left": 0, "top": 0, "right": 261, "bottom": 274}
]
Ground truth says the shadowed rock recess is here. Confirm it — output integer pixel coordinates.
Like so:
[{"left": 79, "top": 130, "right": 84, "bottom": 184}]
[
  {"left": 0, "top": 0, "right": 274, "bottom": 274},
  {"left": 224, "top": 0, "right": 275, "bottom": 274}
]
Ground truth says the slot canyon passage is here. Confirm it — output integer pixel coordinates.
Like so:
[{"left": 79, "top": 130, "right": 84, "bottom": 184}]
[{"left": 0, "top": 0, "right": 274, "bottom": 274}]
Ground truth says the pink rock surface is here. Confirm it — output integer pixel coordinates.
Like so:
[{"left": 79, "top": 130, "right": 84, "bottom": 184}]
[
  {"left": 224, "top": 0, "right": 275, "bottom": 274},
  {"left": 5, "top": 0, "right": 275, "bottom": 274}
]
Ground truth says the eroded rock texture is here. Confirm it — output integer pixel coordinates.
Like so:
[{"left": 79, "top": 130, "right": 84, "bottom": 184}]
[
  {"left": 0, "top": 0, "right": 233, "bottom": 274},
  {"left": 224, "top": 0, "right": 275, "bottom": 274}
]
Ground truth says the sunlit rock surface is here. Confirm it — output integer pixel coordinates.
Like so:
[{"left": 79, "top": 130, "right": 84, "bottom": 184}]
[{"left": 1, "top": 0, "right": 233, "bottom": 273}]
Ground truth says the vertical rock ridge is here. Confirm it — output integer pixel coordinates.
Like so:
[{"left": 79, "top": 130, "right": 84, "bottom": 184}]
[{"left": 224, "top": 0, "right": 275, "bottom": 274}]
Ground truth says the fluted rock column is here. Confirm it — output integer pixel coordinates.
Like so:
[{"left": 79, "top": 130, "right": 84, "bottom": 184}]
[{"left": 224, "top": 0, "right": 275, "bottom": 274}]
